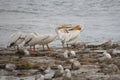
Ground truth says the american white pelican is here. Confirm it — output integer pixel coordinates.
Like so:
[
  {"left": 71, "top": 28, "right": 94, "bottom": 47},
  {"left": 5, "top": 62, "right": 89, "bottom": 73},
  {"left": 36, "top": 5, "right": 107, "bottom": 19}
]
[
  {"left": 24, "top": 33, "right": 47, "bottom": 51},
  {"left": 7, "top": 32, "right": 25, "bottom": 50},
  {"left": 38, "top": 34, "right": 57, "bottom": 50},
  {"left": 56, "top": 25, "right": 82, "bottom": 48},
  {"left": 24, "top": 33, "right": 57, "bottom": 51}
]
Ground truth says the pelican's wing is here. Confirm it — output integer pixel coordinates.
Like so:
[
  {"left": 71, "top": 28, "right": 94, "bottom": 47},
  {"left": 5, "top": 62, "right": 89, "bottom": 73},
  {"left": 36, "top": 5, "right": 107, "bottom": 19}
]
[
  {"left": 41, "top": 35, "right": 50, "bottom": 41},
  {"left": 66, "top": 31, "right": 80, "bottom": 44}
]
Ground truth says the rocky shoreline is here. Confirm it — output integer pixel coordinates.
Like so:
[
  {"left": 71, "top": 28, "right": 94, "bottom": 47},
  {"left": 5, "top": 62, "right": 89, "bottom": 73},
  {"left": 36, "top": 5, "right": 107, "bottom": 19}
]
[{"left": 0, "top": 41, "right": 120, "bottom": 80}]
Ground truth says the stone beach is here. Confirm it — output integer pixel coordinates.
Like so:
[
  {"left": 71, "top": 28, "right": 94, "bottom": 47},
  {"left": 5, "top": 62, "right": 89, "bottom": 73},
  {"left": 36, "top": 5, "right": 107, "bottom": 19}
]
[{"left": 0, "top": 41, "right": 120, "bottom": 80}]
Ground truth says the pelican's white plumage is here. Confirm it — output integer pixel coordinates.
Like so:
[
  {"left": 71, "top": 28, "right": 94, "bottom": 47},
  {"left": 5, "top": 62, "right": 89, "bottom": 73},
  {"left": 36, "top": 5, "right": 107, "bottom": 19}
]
[
  {"left": 7, "top": 32, "right": 25, "bottom": 49},
  {"left": 34, "top": 33, "right": 57, "bottom": 50},
  {"left": 24, "top": 33, "right": 47, "bottom": 51},
  {"left": 24, "top": 33, "right": 38, "bottom": 46},
  {"left": 39, "top": 34, "right": 57, "bottom": 50},
  {"left": 56, "top": 25, "right": 82, "bottom": 48},
  {"left": 24, "top": 33, "right": 57, "bottom": 51}
]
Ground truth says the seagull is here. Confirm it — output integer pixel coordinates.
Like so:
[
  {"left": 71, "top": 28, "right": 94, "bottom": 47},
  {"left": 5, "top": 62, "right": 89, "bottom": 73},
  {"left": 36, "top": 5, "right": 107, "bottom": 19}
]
[
  {"left": 103, "top": 51, "right": 112, "bottom": 59},
  {"left": 7, "top": 32, "right": 25, "bottom": 50},
  {"left": 101, "top": 39, "right": 113, "bottom": 49},
  {"left": 44, "top": 66, "right": 52, "bottom": 74},
  {"left": 69, "top": 59, "right": 80, "bottom": 70},
  {"left": 69, "top": 50, "right": 76, "bottom": 58},
  {"left": 53, "top": 65, "right": 64, "bottom": 78},
  {"left": 63, "top": 69, "right": 72, "bottom": 80},
  {"left": 63, "top": 50, "right": 69, "bottom": 59}
]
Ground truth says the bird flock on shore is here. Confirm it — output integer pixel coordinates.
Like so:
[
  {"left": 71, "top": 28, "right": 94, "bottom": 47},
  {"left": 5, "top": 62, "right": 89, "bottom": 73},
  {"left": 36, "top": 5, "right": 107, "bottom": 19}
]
[
  {"left": 5, "top": 24, "right": 83, "bottom": 80},
  {"left": 5, "top": 24, "right": 119, "bottom": 80},
  {"left": 7, "top": 24, "right": 82, "bottom": 52}
]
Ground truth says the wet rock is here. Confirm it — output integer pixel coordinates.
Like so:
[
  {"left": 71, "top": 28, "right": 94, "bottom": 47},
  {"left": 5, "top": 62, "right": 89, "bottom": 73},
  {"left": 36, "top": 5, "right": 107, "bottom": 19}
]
[
  {"left": 72, "top": 42, "right": 86, "bottom": 49},
  {"left": 112, "top": 49, "right": 120, "bottom": 56},
  {"left": 35, "top": 74, "right": 44, "bottom": 80},
  {"left": 101, "top": 64, "right": 119, "bottom": 74},
  {"left": 44, "top": 72, "right": 54, "bottom": 80},
  {"left": 16, "top": 48, "right": 30, "bottom": 56},
  {"left": 113, "top": 59, "right": 120, "bottom": 69},
  {"left": 108, "top": 75, "right": 120, "bottom": 80},
  {"left": 5, "top": 63, "right": 16, "bottom": 71}
]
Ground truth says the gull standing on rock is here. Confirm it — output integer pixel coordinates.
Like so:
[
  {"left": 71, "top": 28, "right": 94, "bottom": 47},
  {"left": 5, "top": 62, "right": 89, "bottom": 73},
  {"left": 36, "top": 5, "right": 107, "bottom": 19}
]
[
  {"left": 98, "top": 50, "right": 112, "bottom": 62},
  {"left": 63, "top": 50, "right": 69, "bottom": 59},
  {"left": 69, "top": 50, "right": 76, "bottom": 58},
  {"left": 63, "top": 69, "right": 72, "bottom": 80},
  {"left": 44, "top": 66, "right": 52, "bottom": 74},
  {"left": 103, "top": 51, "right": 112, "bottom": 59},
  {"left": 101, "top": 39, "right": 113, "bottom": 49},
  {"left": 70, "top": 59, "right": 80, "bottom": 70},
  {"left": 53, "top": 65, "right": 64, "bottom": 78}
]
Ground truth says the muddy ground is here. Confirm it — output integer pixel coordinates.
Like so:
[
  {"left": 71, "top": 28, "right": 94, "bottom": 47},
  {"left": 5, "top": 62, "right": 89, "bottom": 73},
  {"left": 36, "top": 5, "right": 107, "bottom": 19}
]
[{"left": 0, "top": 42, "right": 120, "bottom": 80}]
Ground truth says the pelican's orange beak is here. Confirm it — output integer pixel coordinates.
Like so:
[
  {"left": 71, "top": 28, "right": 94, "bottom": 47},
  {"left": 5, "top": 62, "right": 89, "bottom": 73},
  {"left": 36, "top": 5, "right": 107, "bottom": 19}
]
[{"left": 69, "top": 25, "right": 82, "bottom": 31}]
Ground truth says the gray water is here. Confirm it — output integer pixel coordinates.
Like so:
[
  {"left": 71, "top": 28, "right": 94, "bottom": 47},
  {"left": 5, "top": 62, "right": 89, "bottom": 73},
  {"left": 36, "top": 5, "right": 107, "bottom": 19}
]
[{"left": 0, "top": 0, "right": 120, "bottom": 47}]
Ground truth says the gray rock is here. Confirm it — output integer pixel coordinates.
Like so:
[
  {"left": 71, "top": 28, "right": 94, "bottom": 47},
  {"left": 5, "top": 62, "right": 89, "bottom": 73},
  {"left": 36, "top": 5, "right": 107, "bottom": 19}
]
[
  {"left": 102, "top": 64, "right": 119, "bottom": 74},
  {"left": 5, "top": 63, "right": 16, "bottom": 71}
]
